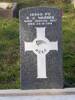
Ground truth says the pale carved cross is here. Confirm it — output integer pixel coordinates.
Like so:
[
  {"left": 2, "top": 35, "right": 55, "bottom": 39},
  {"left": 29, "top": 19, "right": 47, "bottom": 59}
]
[{"left": 24, "top": 27, "right": 58, "bottom": 78}]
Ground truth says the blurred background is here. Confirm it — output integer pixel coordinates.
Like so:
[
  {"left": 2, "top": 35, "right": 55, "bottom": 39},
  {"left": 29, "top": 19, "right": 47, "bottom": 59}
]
[{"left": 0, "top": 0, "right": 75, "bottom": 89}]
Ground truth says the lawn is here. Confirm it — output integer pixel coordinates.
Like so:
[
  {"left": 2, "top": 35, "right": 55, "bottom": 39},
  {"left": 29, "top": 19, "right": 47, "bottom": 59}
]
[
  {"left": 0, "top": 18, "right": 20, "bottom": 89},
  {"left": 63, "top": 13, "right": 75, "bottom": 87}
]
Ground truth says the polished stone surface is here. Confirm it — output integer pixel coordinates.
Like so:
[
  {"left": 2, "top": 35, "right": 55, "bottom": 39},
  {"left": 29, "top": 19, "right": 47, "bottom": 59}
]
[{"left": 19, "top": 7, "right": 63, "bottom": 89}]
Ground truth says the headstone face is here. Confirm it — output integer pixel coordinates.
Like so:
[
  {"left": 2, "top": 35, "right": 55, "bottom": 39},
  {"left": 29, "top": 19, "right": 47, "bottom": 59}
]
[{"left": 19, "top": 7, "right": 63, "bottom": 89}]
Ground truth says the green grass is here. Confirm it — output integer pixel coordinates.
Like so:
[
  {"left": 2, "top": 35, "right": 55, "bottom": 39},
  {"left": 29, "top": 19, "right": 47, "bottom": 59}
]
[
  {"left": 63, "top": 13, "right": 75, "bottom": 87},
  {"left": 0, "top": 18, "right": 20, "bottom": 89},
  {"left": 0, "top": 12, "right": 75, "bottom": 88}
]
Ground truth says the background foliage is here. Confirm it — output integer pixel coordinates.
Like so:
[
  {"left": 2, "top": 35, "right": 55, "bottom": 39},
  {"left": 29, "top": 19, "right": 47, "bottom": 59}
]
[
  {"left": 0, "top": 19, "right": 20, "bottom": 88},
  {"left": 0, "top": 0, "right": 75, "bottom": 88}
]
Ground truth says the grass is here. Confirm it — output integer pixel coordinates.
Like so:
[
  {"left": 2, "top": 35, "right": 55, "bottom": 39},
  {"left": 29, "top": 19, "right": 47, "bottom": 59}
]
[
  {"left": 0, "top": 18, "right": 20, "bottom": 88},
  {"left": 0, "top": 12, "right": 75, "bottom": 88},
  {"left": 63, "top": 13, "right": 75, "bottom": 87}
]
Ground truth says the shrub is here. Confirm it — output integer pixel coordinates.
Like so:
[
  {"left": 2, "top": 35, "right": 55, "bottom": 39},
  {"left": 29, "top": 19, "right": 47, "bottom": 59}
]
[{"left": 0, "top": 18, "right": 20, "bottom": 88}]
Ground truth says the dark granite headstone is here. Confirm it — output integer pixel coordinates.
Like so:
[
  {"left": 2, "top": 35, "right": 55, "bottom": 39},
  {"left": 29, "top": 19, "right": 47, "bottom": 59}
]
[{"left": 19, "top": 7, "right": 63, "bottom": 89}]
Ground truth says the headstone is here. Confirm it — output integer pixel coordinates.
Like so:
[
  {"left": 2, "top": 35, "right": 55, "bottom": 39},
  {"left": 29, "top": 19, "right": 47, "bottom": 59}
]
[
  {"left": 72, "top": 0, "right": 75, "bottom": 8},
  {"left": 0, "top": 2, "right": 17, "bottom": 18},
  {"left": 19, "top": 7, "right": 63, "bottom": 89}
]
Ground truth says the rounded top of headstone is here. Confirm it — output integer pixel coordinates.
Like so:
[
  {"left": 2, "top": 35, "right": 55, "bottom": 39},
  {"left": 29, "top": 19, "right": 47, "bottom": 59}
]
[{"left": 19, "top": 7, "right": 61, "bottom": 13}]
